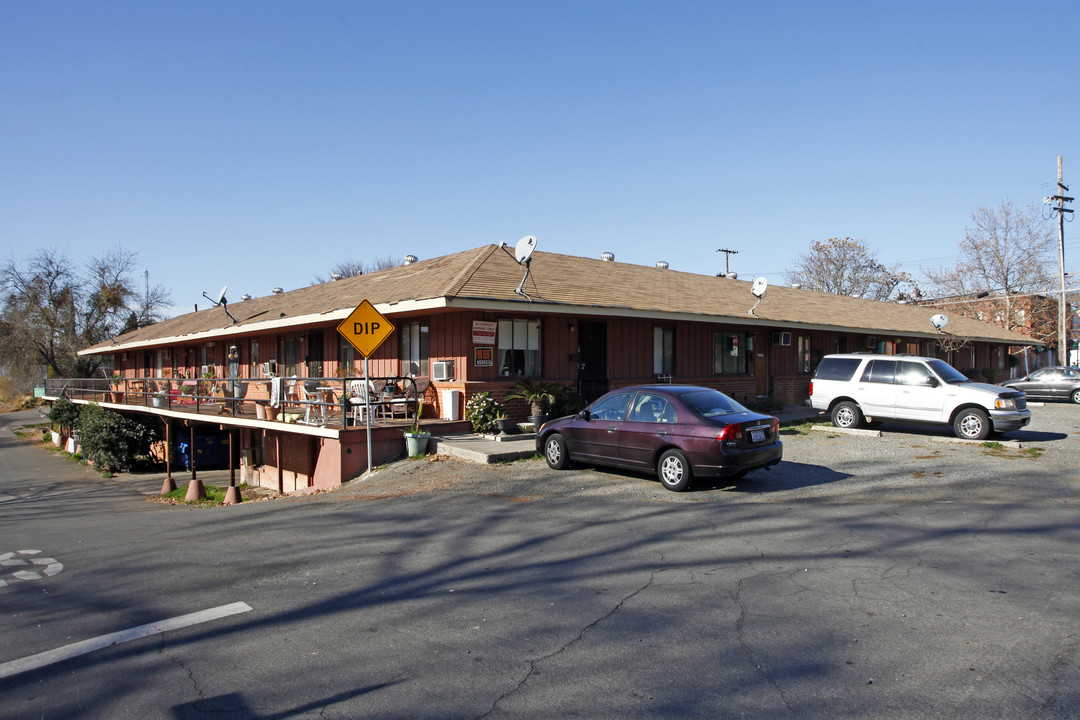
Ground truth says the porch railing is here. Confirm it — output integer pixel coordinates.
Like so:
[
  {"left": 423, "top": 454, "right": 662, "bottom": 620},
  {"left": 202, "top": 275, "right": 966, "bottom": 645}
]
[{"left": 44, "top": 375, "right": 425, "bottom": 430}]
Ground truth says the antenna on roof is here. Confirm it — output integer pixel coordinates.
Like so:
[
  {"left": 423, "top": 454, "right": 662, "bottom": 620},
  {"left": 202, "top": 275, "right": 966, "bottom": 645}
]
[
  {"left": 202, "top": 285, "right": 238, "bottom": 325},
  {"left": 748, "top": 277, "right": 768, "bottom": 317},
  {"left": 512, "top": 235, "right": 538, "bottom": 301}
]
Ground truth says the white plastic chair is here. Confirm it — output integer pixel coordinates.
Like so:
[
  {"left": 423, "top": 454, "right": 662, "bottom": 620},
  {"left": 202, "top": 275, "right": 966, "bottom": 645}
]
[{"left": 348, "top": 380, "right": 382, "bottom": 424}]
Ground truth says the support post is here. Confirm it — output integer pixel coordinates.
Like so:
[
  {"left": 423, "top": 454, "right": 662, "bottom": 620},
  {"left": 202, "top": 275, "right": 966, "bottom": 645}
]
[
  {"left": 160, "top": 419, "right": 176, "bottom": 494},
  {"left": 184, "top": 424, "right": 205, "bottom": 501},
  {"left": 224, "top": 429, "right": 241, "bottom": 504}
]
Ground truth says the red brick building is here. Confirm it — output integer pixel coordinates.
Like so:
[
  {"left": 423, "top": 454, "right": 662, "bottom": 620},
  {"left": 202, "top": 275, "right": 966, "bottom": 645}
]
[{"left": 63, "top": 244, "right": 1033, "bottom": 491}]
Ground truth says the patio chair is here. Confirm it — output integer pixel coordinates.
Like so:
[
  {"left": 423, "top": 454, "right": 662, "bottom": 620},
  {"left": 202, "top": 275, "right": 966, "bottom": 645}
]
[{"left": 348, "top": 380, "right": 385, "bottom": 424}]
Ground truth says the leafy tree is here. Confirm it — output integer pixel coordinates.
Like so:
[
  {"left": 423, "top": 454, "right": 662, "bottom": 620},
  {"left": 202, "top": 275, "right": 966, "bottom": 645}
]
[
  {"left": 921, "top": 201, "right": 1056, "bottom": 340},
  {"left": 784, "top": 237, "right": 916, "bottom": 301},
  {"left": 0, "top": 248, "right": 171, "bottom": 392}
]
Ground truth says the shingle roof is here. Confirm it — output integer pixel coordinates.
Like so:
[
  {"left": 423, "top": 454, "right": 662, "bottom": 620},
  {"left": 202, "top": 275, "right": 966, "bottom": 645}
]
[{"left": 81, "top": 244, "right": 1033, "bottom": 354}]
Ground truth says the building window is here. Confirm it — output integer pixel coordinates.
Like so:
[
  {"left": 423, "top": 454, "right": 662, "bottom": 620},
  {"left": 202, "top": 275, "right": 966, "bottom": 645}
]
[
  {"left": 713, "top": 331, "right": 747, "bottom": 374},
  {"left": 798, "top": 335, "right": 812, "bottom": 373},
  {"left": 280, "top": 336, "right": 302, "bottom": 377},
  {"left": 401, "top": 322, "right": 429, "bottom": 377},
  {"left": 250, "top": 340, "right": 260, "bottom": 377},
  {"left": 653, "top": 326, "right": 675, "bottom": 376},
  {"left": 340, "top": 337, "right": 355, "bottom": 375},
  {"left": 499, "top": 319, "right": 541, "bottom": 377}
]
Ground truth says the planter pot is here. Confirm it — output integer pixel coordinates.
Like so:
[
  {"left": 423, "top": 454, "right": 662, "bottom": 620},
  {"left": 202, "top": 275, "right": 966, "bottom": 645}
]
[
  {"left": 495, "top": 418, "right": 515, "bottom": 435},
  {"left": 527, "top": 415, "right": 548, "bottom": 432},
  {"left": 264, "top": 406, "right": 279, "bottom": 421},
  {"left": 255, "top": 403, "right": 267, "bottom": 420},
  {"left": 110, "top": 390, "right": 125, "bottom": 403},
  {"left": 404, "top": 431, "right": 431, "bottom": 456},
  {"left": 152, "top": 396, "right": 168, "bottom": 408}
]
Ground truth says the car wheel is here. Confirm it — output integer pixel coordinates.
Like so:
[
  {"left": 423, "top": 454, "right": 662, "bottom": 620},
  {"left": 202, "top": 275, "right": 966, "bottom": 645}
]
[
  {"left": 831, "top": 401, "right": 862, "bottom": 429},
  {"left": 657, "top": 449, "right": 692, "bottom": 492},
  {"left": 543, "top": 433, "right": 570, "bottom": 470},
  {"left": 953, "top": 408, "right": 990, "bottom": 440},
  {"left": 1072, "top": 389, "right": 1080, "bottom": 405}
]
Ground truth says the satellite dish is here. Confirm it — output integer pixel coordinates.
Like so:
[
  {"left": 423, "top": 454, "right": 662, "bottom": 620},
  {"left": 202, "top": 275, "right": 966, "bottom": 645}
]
[
  {"left": 515, "top": 235, "right": 537, "bottom": 264},
  {"left": 931, "top": 314, "right": 949, "bottom": 330},
  {"left": 751, "top": 277, "right": 768, "bottom": 298},
  {"left": 202, "top": 285, "right": 237, "bottom": 325}
]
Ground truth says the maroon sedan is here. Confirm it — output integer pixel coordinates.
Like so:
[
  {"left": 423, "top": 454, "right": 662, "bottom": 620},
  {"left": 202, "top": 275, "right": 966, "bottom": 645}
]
[{"left": 536, "top": 385, "right": 783, "bottom": 491}]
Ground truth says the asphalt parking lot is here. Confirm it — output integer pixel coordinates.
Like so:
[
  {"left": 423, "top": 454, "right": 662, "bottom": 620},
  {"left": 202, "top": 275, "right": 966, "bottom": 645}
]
[
  {"left": 343, "top": 401, "right": 1080, "bottom": 507},
  {"left": 3, "top": 404, "right": 1079, "bottom": 718}
]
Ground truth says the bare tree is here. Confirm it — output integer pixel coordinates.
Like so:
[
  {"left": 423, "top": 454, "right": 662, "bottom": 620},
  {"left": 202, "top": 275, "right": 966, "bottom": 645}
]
[
  {"left": 921, "top": 201, "right": 1056, "bottom": 341},
  {"left": 0, "top": 247, "right": 171, "bottom": 392},
  {"left": 784, "top": 237, "right": 916, "bottom": 301},
  {"left": 312, "top": 255, "right": 401, "bottom": 284}
]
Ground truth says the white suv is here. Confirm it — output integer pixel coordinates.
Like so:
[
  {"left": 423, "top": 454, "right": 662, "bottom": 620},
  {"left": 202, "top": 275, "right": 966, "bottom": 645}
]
[{"left": 809, "top": 353, "right": 1031, "bottom": 440}]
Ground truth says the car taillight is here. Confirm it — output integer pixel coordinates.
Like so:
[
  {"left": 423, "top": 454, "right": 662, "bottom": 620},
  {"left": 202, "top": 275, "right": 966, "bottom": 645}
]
[
  {"left": 717, "top": 424, "right": 743, "bottom": 446},
  {"left": 808, "top": 380, "right": 814, "bottom": 397},
  {"left": 770, "top": 417, "right": 779, "bottom": 434}
]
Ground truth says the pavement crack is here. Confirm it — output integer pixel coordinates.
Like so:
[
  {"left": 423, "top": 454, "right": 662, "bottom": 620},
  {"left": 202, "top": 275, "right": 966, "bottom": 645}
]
[
  {"left": 474, "top": 573, "right": 657, "bottom": 719},
  {"left": 734, "top": 574, "right": 793, "bottom": 711}
]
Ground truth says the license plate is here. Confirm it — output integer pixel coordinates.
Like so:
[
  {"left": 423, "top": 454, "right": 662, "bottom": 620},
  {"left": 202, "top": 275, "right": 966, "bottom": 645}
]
[{"left": 750, "top": 428, "right": 765, "bottom": 443}]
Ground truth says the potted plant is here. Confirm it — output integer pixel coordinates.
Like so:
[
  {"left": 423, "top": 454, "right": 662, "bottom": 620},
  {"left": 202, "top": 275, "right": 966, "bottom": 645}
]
[
  {"left": 495, "top": 411, "right": 515, "bottom": 436},
  {"left": 403, "top": 400, "right": 430, "bottom": 455},
  {"left": 506, "top": 380, "right": 561, "bottom": 432},
  {"left": 109, "top": 373, "right": 125, "bottom": 403}
]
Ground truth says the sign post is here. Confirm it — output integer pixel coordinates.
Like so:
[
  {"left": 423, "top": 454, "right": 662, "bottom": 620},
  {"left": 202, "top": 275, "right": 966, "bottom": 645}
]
[{"left": 336, "top": 300, "right": 395, "bottom": 474}]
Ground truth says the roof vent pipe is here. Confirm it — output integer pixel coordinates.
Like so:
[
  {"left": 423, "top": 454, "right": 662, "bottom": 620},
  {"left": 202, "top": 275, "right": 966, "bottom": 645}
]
[
  {"left": 726, "top": 272, "right": 738, "bottom": 280},
  {"left": 241, "top": 293, "right": 252, "bottom": 301},
  {"left": 404, "top": 254, "right": 418, "bottom": 265},
  {"left": 331, "top": 273, "right": 343, "bottom": 281},
  {"left": 790, "top": 283, "right": 802, "bottom": 289},
  {"left": 272, "top": 287, "right": 283, "bottom": 294},
  {"left": 601, "top": 251, "right": 615, "bottom": 262},
  {"left": 655, "top": 261, "right": 669, "bottom": 270}
]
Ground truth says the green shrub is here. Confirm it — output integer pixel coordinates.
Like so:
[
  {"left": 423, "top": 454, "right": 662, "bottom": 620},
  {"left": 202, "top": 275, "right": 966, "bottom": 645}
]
[
  {"left": 548, "top": 384, "right": 584, "bottom": 418},
  {"left": 48, "top": 396, "right": 81, "bottom": 436},
  {"left": 465, "top": 392, "right": 502, "bottom": 433},
  {"left": 77, "top": 404, "right": 161, "bottom": 473}
]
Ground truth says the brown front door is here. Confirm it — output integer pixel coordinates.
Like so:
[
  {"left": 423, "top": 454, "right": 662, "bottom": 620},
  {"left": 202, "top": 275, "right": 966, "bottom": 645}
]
[{"left": 754, "top": 333, "right": 768, "bottom": 398}]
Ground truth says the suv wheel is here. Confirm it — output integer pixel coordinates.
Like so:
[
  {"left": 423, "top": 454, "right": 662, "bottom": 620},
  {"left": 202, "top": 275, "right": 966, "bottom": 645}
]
[
  {"left": 830, "top": 401, "right": 862, "bottom": 430},
  {"left": 953, "top": 408, "right": 990, "bottom": 440}
]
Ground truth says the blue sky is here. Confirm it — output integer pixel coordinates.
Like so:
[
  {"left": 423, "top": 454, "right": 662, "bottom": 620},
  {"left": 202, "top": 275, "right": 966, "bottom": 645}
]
[{"left": 2, "top": 1, "right": 1077, "bottom": 315}]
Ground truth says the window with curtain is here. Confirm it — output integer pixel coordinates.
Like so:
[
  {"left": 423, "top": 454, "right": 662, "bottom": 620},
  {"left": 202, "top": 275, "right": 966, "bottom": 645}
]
[
  {"left": 798, "top": 335, "right": 812, "bottom": 373},
  {"left": 400, "top": 321, "right": 429, "bottom": 377},
  {"left": 498, "top": 319, "right": 541, "bottom": 376},
  {"left": 653, "top": 326, "right": 675, "bottom": 376},
  {"left": 280, "top": 336, "right": 302, "bottom": 377},
  {"left": 340, "top": 337, "right": 355, "bottom": 375},
  {"left": 713, "top": 331, "right": 747, "bottom": 374}
]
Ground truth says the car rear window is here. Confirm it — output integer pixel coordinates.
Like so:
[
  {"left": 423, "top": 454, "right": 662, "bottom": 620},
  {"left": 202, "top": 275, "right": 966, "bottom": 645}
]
[
  {"left": 814, "top": 357, "right": 862, "bottom": 381},
  {"left": 681, "top": 389, "right": 748, "bottom": 418}
]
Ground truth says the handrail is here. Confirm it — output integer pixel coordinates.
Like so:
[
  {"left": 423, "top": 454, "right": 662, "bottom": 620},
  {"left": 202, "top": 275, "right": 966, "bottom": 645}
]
[{"left": 43, "top": 375, "right": 425, "bottom": 430}]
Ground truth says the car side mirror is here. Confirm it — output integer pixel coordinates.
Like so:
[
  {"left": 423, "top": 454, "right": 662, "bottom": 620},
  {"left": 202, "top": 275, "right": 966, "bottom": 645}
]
[
  {"left": 926, "top": 377, "right": 939, "bottom": 388},
  {"left": 578, "top": 409, "right": 591, "bottom": 421}
]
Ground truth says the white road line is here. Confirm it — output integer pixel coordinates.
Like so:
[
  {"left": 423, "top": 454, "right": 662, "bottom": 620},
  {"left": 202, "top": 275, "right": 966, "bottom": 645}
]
[{"left": 0, "top": 601, "right": 252, "bottom": 680}]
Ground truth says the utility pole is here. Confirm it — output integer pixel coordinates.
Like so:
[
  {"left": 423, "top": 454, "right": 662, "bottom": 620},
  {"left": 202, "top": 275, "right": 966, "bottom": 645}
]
[
  {"left": 716, "top": 248, "right": 738, "bottom": 276},
  {"left": 1048, "top": 156, "right": 1073, "bottom": 365}
]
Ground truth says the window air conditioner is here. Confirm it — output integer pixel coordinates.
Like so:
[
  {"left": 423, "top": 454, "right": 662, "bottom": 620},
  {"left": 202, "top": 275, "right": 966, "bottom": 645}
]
[{"left": 432, "top": 360, "right": 454, "bottom": 381}]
